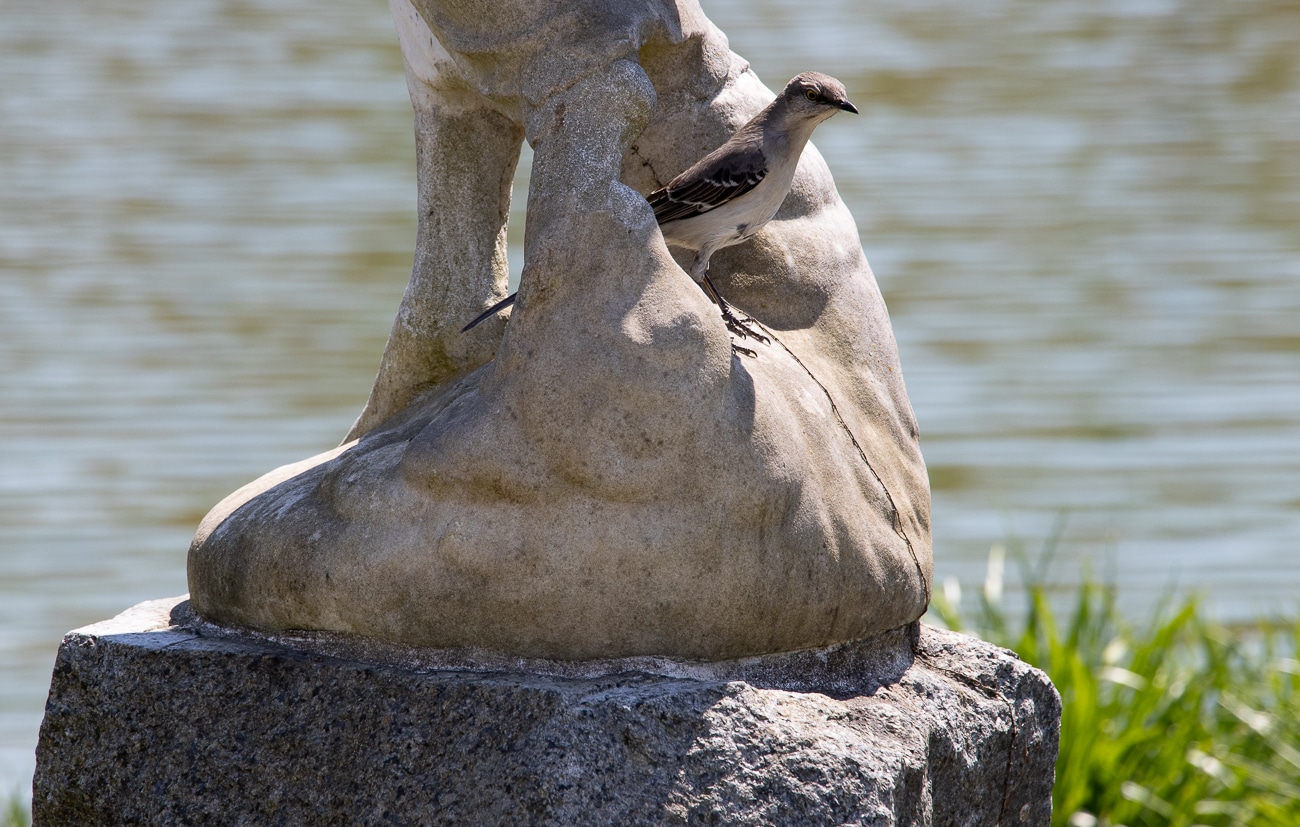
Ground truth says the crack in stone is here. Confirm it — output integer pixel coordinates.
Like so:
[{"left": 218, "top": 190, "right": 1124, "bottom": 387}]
[
  {"left": 915, "top": 647, "right": 1020, "bottom": 826},
  {"left": 760, "top": 324, "right": 931, "bottom": 603}
]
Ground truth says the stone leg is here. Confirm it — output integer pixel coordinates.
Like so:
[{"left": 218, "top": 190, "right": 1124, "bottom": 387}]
[{"left": 345, "top": 0, "right": 524, "bottom": 441}]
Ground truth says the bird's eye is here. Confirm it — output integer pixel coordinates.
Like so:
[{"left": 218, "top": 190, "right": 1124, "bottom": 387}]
[{"left": 804, "top": 89, "right": 818, "bottom": 102}]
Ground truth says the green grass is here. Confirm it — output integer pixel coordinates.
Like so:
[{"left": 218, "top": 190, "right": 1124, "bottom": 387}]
[
  {"left": 1, "top": 793, "right": 28, "bottom": 827},
  {"left": 930, "top": 543, "right": 1300, "bottom": 827}
]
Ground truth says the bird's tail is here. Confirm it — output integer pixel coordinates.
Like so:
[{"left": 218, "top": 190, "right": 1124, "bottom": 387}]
[{"left": 460, "top": 292, "right": 518, "bottom": 333}]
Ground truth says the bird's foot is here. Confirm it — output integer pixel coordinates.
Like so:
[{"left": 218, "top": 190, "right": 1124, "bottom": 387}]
[
  {"left": 698, "top": 271, "right": 769, "bottom": 348},
  {"left": 730, "top": 341, "right": 758, "bottom": 358},
  {"left": 719, "top": 305, "right": 770, "bottom": 345}
]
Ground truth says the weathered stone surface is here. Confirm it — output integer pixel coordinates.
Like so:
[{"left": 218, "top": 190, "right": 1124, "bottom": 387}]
[
  {"left": 187, "top": 0, "right": 933, "bottom": 662},
  {"left": 35, "top": 598, "right": 1059, "bottom": 826}
]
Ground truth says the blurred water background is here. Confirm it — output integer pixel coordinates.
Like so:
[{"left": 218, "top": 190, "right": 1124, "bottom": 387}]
[{"left": 2, "top": 0, "right": 1297, "bottom": 798}]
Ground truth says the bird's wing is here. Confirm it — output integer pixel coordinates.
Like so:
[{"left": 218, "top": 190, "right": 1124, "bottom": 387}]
[{"left": 647, "top": 142, "right": 768, "bottom": 224}]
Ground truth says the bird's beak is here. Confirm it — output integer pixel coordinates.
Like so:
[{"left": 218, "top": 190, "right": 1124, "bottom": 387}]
[{"left": 838, "top": 99, "right": 859, "bottom": 114}]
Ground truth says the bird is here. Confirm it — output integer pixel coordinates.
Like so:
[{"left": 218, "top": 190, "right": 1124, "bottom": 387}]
[{"left": 461, "top": 71, "right": 858, "bottom": 354}]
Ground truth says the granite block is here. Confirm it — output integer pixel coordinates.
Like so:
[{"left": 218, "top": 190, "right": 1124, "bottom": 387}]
[{"left": 34, "top": 597, "right": 1059, "bottom": 826}]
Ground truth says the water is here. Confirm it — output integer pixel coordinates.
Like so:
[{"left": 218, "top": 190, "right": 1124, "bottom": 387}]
[{"left": 2, "top": 0, "right": 1297, "bottom": 797}]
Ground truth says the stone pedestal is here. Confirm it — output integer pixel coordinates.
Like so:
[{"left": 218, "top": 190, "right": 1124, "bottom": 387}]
[{"left": 34, "top": 597, "right": 1058, "bottom": 826}]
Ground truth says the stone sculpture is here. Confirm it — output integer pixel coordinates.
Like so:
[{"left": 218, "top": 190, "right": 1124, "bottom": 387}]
[
  {"left": 187, "top": 0, "right": 935, "bottom": 661},
  {"left": 38, "top": 9, "right": 1062, "bottom": 823}
]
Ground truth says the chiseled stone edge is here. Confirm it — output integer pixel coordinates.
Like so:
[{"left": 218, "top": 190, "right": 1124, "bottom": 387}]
[{"left": 169, "top": 597, "right": 916, "bottom": 698}]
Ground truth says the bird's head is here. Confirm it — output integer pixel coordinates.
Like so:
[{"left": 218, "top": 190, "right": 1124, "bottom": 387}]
[{"left": 781, "top": 72, "right": 859, "bottom": 122}]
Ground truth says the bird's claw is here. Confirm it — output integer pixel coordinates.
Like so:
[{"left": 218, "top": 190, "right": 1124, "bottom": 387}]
[
  {"left": 719, "top": 306, "right": 770, "bottom": 345},
  {"left": 699, "top": 271, "right": 769, "bottom": 349},
  {"left": 730, "top": 341, "right": 758, "bottom": 358}
]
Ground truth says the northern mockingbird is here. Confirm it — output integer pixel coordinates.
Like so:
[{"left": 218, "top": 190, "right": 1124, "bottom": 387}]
[{"left": 462, "top": 72, "right": 858, "bottom": 353}]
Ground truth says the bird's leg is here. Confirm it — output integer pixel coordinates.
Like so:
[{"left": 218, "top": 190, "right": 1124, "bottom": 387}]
[{"left": 699, "top": 271, "right": 770, "bottom": 346}]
